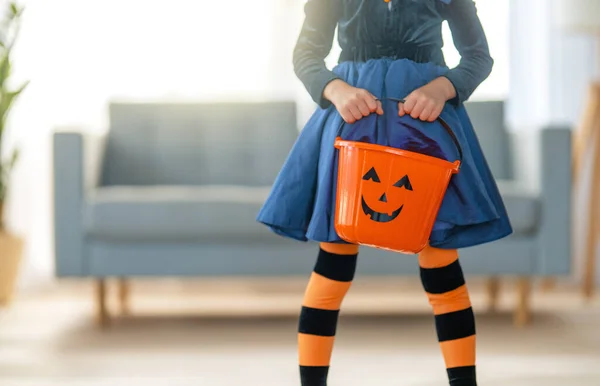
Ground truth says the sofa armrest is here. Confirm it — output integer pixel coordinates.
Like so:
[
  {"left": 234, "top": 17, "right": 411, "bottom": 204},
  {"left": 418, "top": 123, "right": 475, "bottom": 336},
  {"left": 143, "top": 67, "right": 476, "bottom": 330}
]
[
  {"left": 537, "top": 126, "right": 572, "bottom": 275},
  {"left": 53, "top": 129, "right": 107, "bottom": 276}
]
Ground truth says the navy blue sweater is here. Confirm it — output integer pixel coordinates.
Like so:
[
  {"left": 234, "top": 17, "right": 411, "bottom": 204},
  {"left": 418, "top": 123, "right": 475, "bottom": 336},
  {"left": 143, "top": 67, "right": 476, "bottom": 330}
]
[{"left": 293, "top": 0, "right": 493, "bottom": 108}]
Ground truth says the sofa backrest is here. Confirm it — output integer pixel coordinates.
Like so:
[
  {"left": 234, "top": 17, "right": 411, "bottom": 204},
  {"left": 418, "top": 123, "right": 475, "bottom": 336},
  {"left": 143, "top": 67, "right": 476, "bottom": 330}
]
[
  {"left": 464, "top": 101, "right": 512, "bottom": 180},
  {"left": 102, "top": 101, "right": 298, "bottom": 187}
]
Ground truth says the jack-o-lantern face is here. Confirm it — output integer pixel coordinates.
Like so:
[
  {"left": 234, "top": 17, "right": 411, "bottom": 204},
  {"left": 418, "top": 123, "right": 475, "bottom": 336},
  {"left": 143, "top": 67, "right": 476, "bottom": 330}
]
[{"left": 360, "top": 167, "right": 413, "bottom": 223}]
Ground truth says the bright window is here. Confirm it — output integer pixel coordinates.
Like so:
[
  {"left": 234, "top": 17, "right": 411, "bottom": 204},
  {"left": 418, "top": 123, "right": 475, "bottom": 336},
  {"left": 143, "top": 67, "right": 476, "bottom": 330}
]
[
  {"left": 15, "top": 0, "right": 280, "bottom": 128},
  {"left": 442, "top": 0, "right": 510, "bottom": 100}
]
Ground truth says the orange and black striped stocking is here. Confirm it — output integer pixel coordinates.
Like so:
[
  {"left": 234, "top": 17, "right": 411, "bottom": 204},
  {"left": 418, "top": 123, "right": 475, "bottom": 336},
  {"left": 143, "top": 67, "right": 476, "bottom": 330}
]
[
  {"left": 419, "top": 246, "right": 477, "bottom": 386},
  {"left": 298, "top": 242, "right": 358, "bottom": 386}
]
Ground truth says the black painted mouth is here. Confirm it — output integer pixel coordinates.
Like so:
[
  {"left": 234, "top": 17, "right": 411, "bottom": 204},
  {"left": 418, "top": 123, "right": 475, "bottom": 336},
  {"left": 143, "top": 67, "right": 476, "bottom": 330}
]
[{"left": 361, "top": 196, "right": 403, "bottom": 223}]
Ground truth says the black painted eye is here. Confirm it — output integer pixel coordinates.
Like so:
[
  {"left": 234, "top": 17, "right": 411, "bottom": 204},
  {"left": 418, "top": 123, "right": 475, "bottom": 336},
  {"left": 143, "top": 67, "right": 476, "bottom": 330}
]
[
  {"left": 393, "top": 175, "right": 413, "bottom": 191},
  {"left": 362, "top": 167, "right": 380, "bottom": 183}
]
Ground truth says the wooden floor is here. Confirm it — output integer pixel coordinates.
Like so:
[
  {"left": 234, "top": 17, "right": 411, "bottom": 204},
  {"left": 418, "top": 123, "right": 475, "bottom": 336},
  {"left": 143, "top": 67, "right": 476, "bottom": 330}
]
[{"left": 1, "top": 277, "right": 599, "bottom": 385}]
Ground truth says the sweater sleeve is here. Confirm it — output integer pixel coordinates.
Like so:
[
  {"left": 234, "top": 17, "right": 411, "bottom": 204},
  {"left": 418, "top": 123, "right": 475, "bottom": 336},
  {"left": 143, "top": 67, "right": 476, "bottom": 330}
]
[
  {"left": 439, "top": 0, "right": 494, "bottom": 104},
  {"left": 292, "top": 0, "right": 340, "bottom": 109}
]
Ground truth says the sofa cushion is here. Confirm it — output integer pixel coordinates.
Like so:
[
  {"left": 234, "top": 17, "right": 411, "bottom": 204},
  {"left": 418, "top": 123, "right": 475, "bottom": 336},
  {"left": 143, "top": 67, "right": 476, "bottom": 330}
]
[
  {"left": 495, "top": 180, "right": 540, "bottom": 235},
  {"left": 103, "top": 102, "right": 298, "bottom": 187},
  {"left": 84, "top": 185, "right": 273, "bottom": 241},
  {"left": 85, "top": 181, "right": 539, "bottom": 242}
]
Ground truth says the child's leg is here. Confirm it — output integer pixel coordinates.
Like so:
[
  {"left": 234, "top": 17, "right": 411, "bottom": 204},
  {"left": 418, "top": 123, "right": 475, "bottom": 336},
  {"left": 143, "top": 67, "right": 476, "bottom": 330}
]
[
  {"left": 298, "top": 242, "right": 359, "bottom": 386},
  {"left": 418, "top": 246, "right": 477, "bottom": 386}
]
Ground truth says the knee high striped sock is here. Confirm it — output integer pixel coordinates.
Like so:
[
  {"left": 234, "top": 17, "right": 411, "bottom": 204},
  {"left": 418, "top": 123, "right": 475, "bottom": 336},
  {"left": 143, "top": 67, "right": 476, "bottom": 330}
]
[
  {"left": 298, "top": 243, "right": 358, "bottom": 386},
  {"left": 419, "top": 246, "right": 477, "bottom": 386}
]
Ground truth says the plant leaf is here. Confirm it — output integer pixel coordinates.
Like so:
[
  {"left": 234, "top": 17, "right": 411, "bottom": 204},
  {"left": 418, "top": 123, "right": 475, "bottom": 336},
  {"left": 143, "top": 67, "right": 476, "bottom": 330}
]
[
  {"left": 12, "top": 79, "right": 28, "bottom": 95},
  {"left": 0, "top": 1, "right": 26, "bottom": 201},
  {"left": 8, "top": 148, "right": 18, "bottom": 169},
  {"left": 0, "top": 79, "right": 29, "bottom": 123},
  {"left": 0, "top": 53, "right": 10, "bottom": 89},
  {"left": 0, "top": 161, "right": 6, "bottom": 201}
]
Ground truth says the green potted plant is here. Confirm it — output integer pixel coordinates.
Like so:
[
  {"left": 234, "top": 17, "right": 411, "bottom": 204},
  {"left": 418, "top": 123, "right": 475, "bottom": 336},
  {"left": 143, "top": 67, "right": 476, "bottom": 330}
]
[{"left": 0, "top": 1, "right": 28, "bottom": 306}]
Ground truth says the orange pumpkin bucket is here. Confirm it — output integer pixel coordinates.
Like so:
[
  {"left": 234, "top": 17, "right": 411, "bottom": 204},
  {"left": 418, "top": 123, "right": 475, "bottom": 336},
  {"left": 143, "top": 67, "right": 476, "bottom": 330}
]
[{"left": 333, "top": 99, "right": 462, "bottom": 254}]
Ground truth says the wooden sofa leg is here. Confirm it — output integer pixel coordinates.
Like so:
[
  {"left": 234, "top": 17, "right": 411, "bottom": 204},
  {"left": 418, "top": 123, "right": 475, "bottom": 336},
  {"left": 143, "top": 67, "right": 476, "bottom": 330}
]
[
  {"left": 514, "top": 277, "right": 531, "bottom": 327},
  {"left": 118, "top": 278, "right": 131, "bottom": 315},
  {"left": 582, "top": 217, "right": 598, "bottom": 300},
  {"left": 486, "top": 276, "right": 500, "bottom": 312},
  {"left": 96, "top": 279, "right": 110, "bottom": 328},
  {"left": 540, "top": 278, "right": 556, "bottom": 292}
]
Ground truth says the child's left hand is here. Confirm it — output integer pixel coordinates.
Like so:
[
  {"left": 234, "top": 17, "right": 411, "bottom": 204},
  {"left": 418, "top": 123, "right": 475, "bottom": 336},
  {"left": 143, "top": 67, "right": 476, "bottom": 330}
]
[{"left": 398, "top": 77, "right": 457, "bottom": 122}]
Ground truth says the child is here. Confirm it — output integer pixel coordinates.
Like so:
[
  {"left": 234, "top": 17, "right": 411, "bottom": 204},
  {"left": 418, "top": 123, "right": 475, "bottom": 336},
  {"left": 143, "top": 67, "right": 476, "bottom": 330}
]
[{"left": 257, "top": 0, "right": 512, "bottom": 385}]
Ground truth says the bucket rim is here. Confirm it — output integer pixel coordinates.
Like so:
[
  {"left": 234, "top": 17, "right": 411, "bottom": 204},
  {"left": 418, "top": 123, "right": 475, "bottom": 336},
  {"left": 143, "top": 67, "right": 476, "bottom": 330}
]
[{"left": 334, "top": 137, "right": 460, "bottom": 173}]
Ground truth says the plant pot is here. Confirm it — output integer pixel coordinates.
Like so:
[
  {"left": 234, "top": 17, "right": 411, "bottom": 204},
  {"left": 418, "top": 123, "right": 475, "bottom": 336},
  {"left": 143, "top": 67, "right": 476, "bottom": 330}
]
[{"left": 0, "top": 202, "right": 24, "bottom": 306}]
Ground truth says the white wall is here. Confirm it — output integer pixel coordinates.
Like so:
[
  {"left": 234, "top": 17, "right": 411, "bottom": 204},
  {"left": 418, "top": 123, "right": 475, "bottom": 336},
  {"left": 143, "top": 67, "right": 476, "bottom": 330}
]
[
  {"left": 507, "top": 0, "right": 599, "bottom": 282},
  {"left": 507, "top": 0, "right": 597, "bottom": 132}
]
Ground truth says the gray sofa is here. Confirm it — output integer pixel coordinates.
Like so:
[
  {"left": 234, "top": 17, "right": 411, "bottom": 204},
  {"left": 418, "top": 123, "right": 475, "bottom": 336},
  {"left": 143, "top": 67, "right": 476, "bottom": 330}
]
[{"left": 53, "top": 101, "right": 571, "bottom": 327}]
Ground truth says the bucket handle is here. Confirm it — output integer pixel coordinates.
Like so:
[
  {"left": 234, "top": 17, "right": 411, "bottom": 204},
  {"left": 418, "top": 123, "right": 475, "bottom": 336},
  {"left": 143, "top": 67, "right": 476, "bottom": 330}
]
[{"left": 335, "top": 97, "right": 463, "bottom": 165}]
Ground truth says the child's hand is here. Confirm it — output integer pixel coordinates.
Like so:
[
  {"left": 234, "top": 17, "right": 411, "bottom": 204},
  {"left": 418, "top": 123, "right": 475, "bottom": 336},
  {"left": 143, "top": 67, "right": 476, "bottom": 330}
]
[
  {"left": 324, "top": 79, "right": 384, "bottom": 123},
  {"left": 398, "top": 77, "right": 457, "bottom": 122}
]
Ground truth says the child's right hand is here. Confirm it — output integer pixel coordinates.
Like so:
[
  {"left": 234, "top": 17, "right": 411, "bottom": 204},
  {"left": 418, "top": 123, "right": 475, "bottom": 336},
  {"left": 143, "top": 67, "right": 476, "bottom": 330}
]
[{"left": 323, "top": 80, "right": 383, "bottom": 123}]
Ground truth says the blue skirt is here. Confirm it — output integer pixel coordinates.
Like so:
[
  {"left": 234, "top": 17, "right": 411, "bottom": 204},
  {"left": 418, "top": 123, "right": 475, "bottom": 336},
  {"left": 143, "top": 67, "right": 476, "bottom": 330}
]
[{"left": 256, "top": 58, "right": 512, "bottom": 250}]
